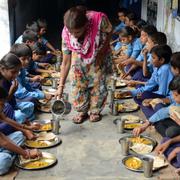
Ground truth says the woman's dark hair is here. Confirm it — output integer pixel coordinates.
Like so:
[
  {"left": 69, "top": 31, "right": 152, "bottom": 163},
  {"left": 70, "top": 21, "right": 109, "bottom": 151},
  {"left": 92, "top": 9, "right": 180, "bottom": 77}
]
[
  {"left": 64, "top": 6, "right": 88, "bottom": 29},
  {"left": 37, "top": 18, "right": 47, "bottom": 29},
  {"left": 120, "top": 26, "right": 135, "bottom": 38},
  {"left": 150, "top": 45, "right": 172, "bottom": 64},
  {"left": 22, "top": 30, "right": 38, "bottom": 43},
  {"left": 169, "top": 75, "right": 180, "bottom": 94},
  {"left": 171, "top": 52, "right": 180, "bottom": 69},
  {"left": 149, "top": 32, "right": 167, "bottom": 45},
  {"left": 10, "top": 43, "right": 32, "bottom": 57},
  {"left": 26, "top": 21, "right": 40, "bottom": 33},
  {"left": 0, "top": 87, "right": 8, "bottom": 99},
  {"left": 0, "top": 53, "right": 21, "bottom": 69},
  {"left": 141, "top": 25, "right": 157, "bottom": 36},
  {"left": 31, "top": 42, "right": 46, "bottom": 55}
]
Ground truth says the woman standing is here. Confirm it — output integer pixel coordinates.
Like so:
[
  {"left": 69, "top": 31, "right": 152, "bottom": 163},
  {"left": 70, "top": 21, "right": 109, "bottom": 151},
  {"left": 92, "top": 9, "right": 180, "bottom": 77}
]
[{"left": 56, "top": 6, "right": 112, "bottom": 123}]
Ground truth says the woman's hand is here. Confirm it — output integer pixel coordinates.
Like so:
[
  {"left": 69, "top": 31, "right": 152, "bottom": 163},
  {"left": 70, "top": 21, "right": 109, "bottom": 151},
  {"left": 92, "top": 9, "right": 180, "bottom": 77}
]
[
  {"left": 168, "top": 147, "right": 180, "bottom": 162},
  {"left": 155, "top": 140, "right": 171, "bottom": 155},
  {"left": 55, "top": 86, "right": 64, "bottom": 100}
]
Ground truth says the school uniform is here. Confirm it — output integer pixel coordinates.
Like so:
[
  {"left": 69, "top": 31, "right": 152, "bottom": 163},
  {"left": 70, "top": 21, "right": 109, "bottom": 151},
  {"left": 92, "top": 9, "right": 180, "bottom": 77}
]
[
  {"left": 0, "top": 74, "right": 34, "bottom": 124},
  {"left": 15, "top": 69, "right": 45, "bottom": 102},
  {"left": 161, "top": 137, "right": 180, "bottom": 168},
  {"left": 149, "top": 102, "right": 180, "bottom": 137},
  {"left": 131, "top": 37, "right": 143, "bottom": 59},
  {"left": 131, "top": 63, "right": 173, "bottom": 118},
  {"left": 0, "top": 131, "right": 25, "bottom": 175}
]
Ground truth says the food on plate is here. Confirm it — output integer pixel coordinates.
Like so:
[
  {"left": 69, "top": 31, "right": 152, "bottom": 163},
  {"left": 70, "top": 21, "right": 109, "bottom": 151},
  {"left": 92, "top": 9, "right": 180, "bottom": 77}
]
[
  {"left": 124, "top": 123, "right": 142, "bottom": 129},
  {"left": 169, "top": 106, "right": 180, "bottom": 119},
  {"left": 153, "top": 156, "right": 168, "bottom": 169},
  {"left": 42, "top": 79, "right": 52, "bottom": 86},
  {"left": 116, "top": 80, "right": 126, "bottom": 87},
  {"left": 114, "top": 91, "right": 132, "bottom": 99},
  {"left": 23, "top": 161, "right": 49, "bottom": 169},
  {"left": 37, "top": 132, "right": 56, "bottom": 141},
  {"left": 118, "top": 102, "right": 138, "bottom": 112},
  {"left": 129, "top": 137, "right": 152, "bottom": 145},
  {"left": 25, "top": 140, "right": 48, "bottom": 148},
  {"left": 130, "top": 143, "right": 153, "bottom": 154},
  {"left": 40, "top": 123, "right": 52, "bottom": 131},
  {"left": 41, "top": 72, "right": 50, "bottom": 78},
  {"left": 125, "top": 157, "right": 142, "bottom": 170},
  {"left": 121, "top": 115, "right": 140, "bottom": 123},
  {"left": 51, "top": 72, "right": 61, "bottom": 78}
]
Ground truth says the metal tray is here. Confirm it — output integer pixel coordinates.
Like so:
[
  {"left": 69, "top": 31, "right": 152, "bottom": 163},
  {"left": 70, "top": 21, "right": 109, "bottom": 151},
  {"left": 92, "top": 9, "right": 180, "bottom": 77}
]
[
  {"left": 15, "top": 152, "right": 57, "bottom": 170},
  {"left": 122, "top": 155, "right": 143, "bottom": 172},
  {"left": 25, "top": 136, "right": 62, "bottom": 149},
  {"left": 33, "top": 119, "right": 52, "bottom": 132},
  {"left": 119, "top": 135, "right": 157, "bottom": 155}
]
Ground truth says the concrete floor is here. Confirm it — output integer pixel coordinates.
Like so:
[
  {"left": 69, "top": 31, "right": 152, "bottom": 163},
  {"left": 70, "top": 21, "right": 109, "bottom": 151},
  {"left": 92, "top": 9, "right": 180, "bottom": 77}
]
[{"left": 16, "top": 84, "right": 160, "bottom": 180}]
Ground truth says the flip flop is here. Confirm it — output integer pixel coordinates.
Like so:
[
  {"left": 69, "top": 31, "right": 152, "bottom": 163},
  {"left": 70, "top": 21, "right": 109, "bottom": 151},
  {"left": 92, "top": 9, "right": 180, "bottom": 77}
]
[
  {"left": 89, "top": 114, "right": 101, "bottom": 122},
  {"left": 72, "top": 113, "right": 89, "bottom": 124}
]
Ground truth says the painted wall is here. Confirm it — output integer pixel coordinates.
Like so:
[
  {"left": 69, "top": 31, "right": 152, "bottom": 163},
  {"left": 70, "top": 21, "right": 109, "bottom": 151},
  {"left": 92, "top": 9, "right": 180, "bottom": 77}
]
[{"left": 141, "top": 0, "right": 180, "bottom": 52}]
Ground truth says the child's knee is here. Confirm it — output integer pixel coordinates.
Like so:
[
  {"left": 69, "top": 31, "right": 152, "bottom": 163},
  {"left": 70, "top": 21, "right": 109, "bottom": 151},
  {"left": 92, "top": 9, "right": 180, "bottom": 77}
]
[{"left": 0, "top": 154, "right": 12, "bottom": 175}]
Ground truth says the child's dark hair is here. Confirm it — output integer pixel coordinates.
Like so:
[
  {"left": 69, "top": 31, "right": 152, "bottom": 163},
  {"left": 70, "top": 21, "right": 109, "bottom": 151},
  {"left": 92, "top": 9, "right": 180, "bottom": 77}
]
[
  {"left": 169, "top": 75, "right": 180, "bottom": 94},
  {"left": 37, "top": 18, "right": 47, "bottom": 29},
  {"left": 10, "top": 43, "right": 32, "bottom": 57},
  {"left": 135, "top": 19, "right": 147, "bottom": 30},
  {"left": 170, "top": 52, "right": 180, "bottom": 69},
  {"left": 120, "top": 26, "right": 135, "bottom": 38},
  {"left": 0, "top": 53, "right": 21, "bottom": 69},
  {"left": 31, "top": 42, "right": 46, "bottom": 55},
  {"left": 0, "top": 87, "right": 8, "bottom": 99},
  {"left": 26, "top": 21, "right": 40, "bottom": 33},
  {"left": 141, "top": 25, "right": 157, "bottom": 36},
  {"left": 149, "top": 32, "right": 167, "bottom": 45},
  {"left": 126, "top": 12, "right": 137, "bottom": 21},
  {"left": 150, "top": 45, "right": 172, "bottom": 64},
  {"left": 64, "top": 6, "right": 88, "bottom": 29},
  {"left": 22, "top": 30, "right": 38, "bottom": 43},
  {"left": 117, "top": 8, "right": 128, "bottom": 16}
]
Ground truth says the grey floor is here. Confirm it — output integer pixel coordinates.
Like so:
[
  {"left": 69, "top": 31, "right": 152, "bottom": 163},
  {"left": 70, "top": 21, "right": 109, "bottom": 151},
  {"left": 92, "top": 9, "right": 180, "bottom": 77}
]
[{"left": 16, "top": 85, "right": 160, "bottom": 180}]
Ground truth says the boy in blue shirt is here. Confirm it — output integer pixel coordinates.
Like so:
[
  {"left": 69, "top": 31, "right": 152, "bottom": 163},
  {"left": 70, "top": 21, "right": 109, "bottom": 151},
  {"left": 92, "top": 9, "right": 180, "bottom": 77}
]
[
  {"left": 120, "top": 45, "right": 173, "bottom": 118},
  {"left": 133, "top": 76, "right": 180, "bottom": 137}
]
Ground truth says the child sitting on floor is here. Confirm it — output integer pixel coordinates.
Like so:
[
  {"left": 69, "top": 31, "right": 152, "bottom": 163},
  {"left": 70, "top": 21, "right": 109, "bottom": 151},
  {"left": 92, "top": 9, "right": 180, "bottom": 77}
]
[
  {"left": 26, "top": 42, "right": 55, "bottom": 76},
  {"left": 10, "top": 43, "right": 52, "bottom": 105},
  {"left": 0, "top": 87, "right": 41, "bottom": 175},
  {"left": 133, "top": 76, "right": 180, "bottom": 137},
  {"left": 155, "top": 135, "right": 180, "bottom": 175},
  {"left": 0, "top": 53, "right": 34, "bottom": 124},
  {"left": 120, "top": 45, "right": 173, "bottom": 119},
  {"left": 120, "top": 25, "right": 157, "bottom": 80}
]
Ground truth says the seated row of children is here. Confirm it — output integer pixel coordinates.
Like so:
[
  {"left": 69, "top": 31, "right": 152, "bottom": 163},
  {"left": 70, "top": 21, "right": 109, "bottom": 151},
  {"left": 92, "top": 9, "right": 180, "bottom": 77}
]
[
  {"left": 112, "top": 8, "right": 180, "bottom": 174},
  {"left": 0, "top": 19, "right": 59, "bottom": 175}
]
